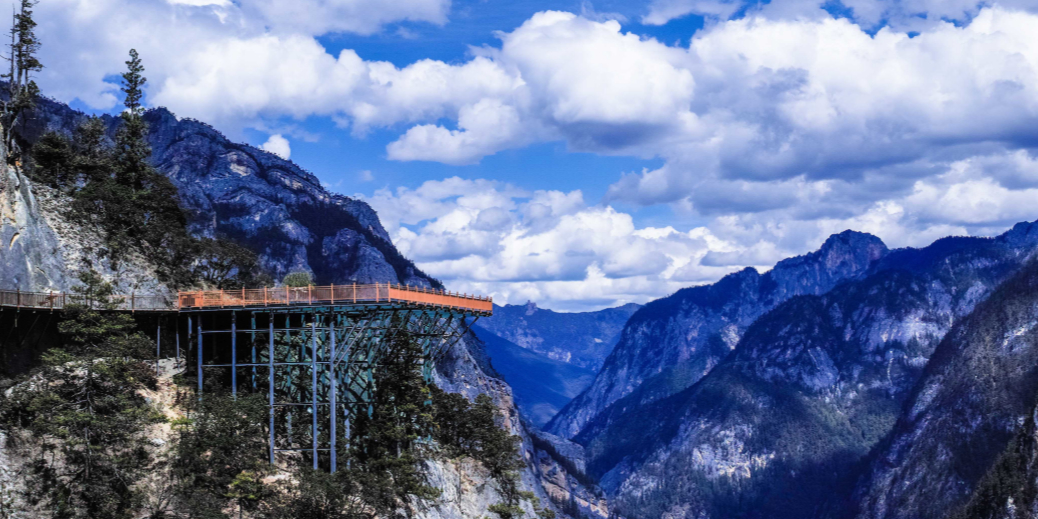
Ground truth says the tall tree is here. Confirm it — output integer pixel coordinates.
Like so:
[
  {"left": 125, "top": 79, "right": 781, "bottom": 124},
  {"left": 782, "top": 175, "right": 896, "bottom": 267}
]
[
  {"left": 2, "top": 0, "right": 42, "bottom": 158},
  {"left": 115, "top": 49, "right": 149, "bottom": 192}
]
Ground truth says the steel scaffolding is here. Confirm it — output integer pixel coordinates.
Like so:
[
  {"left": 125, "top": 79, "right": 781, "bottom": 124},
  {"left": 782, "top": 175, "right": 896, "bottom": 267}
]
[{"left": 182, "top": 303, "right": 478, "bottom": 473}]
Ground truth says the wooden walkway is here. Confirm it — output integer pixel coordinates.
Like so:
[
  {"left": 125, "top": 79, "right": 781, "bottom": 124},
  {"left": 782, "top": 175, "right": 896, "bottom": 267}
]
[{"left": 0, "top": 283, "right": 493, "bottom": 315}]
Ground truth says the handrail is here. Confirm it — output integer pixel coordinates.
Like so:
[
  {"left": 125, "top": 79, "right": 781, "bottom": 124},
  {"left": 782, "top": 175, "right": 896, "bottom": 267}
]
[
  {"left": 0, "top": 283, "right": 493, "bottom": 315},
  {"left": 0, "top": 288, "right": 173, "bottom": 312},
  {"left": 177, "top": 283, "right": 493, "bottom": 314}
]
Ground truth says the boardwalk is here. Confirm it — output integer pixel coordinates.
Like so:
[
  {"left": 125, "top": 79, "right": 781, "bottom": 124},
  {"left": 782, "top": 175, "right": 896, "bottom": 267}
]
[{"left": 0, "top": 283, "right": 493, "bottom": 315}]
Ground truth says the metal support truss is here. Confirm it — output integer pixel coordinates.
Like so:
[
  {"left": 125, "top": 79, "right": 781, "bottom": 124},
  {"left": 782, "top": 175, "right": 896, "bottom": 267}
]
[{"left": 182, "top": 303, "right": 478, "bottom": 472}]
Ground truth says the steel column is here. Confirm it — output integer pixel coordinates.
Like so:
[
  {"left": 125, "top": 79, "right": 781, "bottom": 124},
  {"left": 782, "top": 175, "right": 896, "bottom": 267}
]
[
  {"left": 269, "top": 313, "right": 275, "bottom": 465},
  {"left": 330, "top": 319, "right": 337, "bottom": 473},
  {"left": 197, "top": 318, "right": 203, "bottom": 400},
  {"left": 311, "top": 315, "right": 318, "bottom": 470},
  {"left": 231, "top": 312, "right": 237, "bottom": 399}
]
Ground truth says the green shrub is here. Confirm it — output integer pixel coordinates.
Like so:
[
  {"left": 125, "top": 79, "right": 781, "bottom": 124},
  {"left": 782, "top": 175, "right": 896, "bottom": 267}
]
[{"left": 282, "top": 271, "right": 313, "bottom": 287}]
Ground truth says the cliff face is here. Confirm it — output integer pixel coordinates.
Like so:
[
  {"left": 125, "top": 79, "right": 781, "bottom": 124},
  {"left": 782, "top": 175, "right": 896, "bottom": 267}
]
[
  {"left": 547, "top": 231, "right": 889, "bottom": 440},
  {"left": 0, "top": 98, "right": 581, "bottom": 518},
  {"left": 0, "top": 133, "right": 170, "bottom": 296},
  {"left": 140, "top": 108, "right": 437, "bottom": 287},
  {"left": 16, "top": 98, "right": 437, "bottom": 289}
]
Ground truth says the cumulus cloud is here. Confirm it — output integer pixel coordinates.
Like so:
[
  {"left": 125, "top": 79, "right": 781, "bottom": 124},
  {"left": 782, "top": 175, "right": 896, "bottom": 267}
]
[
  {"left": 362, "top": 178, "right": 751, "bottom": 310},
  {"left": 260, "top": 134, "right": 291, "bottom": 159},
  {"left": 22, "top": 0, "right": 1038, "bottom": 308}
]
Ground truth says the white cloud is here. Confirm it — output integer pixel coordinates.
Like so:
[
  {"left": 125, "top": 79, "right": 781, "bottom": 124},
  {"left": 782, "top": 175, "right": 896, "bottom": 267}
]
[
  {"left": 260, "top": 134, "right": 291, "bottom": 159},
  {"left": 22, "top": 0, "right": 1038, "bottom": 309}
]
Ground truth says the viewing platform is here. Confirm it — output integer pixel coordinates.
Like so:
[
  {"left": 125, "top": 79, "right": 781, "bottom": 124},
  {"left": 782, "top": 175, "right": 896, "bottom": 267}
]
[{"left": 0, "top": 283, "right": 493, "bottom": 316}]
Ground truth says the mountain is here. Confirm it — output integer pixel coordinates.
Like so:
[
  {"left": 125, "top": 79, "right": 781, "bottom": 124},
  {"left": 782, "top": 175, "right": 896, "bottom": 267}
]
[
  {"left": 574, "top": 224, "right": 1038, "bottom": 519},
  {"left": 0, "top": 96, "right": 593, "bottom": 518},
  {"left": 475, "top": 325, "right": 597, "bottom": 426},
  {"left": 476, "top": 302, "right": 641, "bottom": 371},
  {"left": 852, "top": 231, "right": 1038, "bottom": 519},
  {"left": 547, "top": 230, "right": 889, "bottom": 439},
  {"left": 16, "top": 97, "right": 438, "bottom": 288}
]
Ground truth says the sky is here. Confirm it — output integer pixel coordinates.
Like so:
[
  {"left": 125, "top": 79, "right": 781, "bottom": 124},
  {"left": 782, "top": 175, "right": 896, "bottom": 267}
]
[{"left": 19, "top": 0, "right": 1038, "bottom": 311}]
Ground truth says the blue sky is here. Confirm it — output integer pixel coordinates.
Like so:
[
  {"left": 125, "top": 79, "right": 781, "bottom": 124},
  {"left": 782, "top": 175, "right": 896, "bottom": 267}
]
[{"left": 25, "top": 0, "right": 1038, "bottom": 310}]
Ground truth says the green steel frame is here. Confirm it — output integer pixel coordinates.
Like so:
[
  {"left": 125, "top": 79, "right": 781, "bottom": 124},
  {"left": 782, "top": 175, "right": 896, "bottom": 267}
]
[{"left": 181, "top": 303, "right": 477, "bottom": 473}]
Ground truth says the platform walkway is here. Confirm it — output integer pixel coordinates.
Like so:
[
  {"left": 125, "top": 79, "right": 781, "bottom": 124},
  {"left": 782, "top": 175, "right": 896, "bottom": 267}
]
[{"left": 0, "top": 283, "right": 493, "bottom": 315}]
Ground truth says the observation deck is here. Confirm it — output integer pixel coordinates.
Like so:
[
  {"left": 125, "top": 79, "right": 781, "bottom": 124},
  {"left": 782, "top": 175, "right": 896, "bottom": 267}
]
[{"left": 0, "top": 283, "right": 493, "bottom": 316}]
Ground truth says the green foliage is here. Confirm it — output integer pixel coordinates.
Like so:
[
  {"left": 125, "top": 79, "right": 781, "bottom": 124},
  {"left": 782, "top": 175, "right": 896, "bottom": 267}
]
[
  {"left": 282, "top": 271, "right": 313, "bottom": 287},
  {"left": 170, "top": 392, "right": 270, "bottom": 518},
  {"left": 27, "top": 60, "right": 264, "bottom": 290},
  {"left": 193, "top": 238, "right": 269, "bottom": 290},
  {"left": 260, "top": 469, "right": 369, "bottom": 519},
  {"left": 0, "top": 270, "right": 161, "bottom": 519},
  {"left": 2, "top": 0, "right": 42, "bottom": 157},
  {"left": 350, "top": 331, "right": 440, "bottom": 516},
  {"left": 28, "top": 130, "right": 72, "bottom": 186},
  {"left": 430, "top": 386, "right": 524, "bottom": 511}
]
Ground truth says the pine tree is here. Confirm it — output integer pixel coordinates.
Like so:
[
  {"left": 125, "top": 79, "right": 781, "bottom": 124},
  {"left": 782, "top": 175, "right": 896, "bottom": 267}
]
[
  {"left": 115, "top": 49, "right": 149, "bottom": 193},
  {"left": 2, "top": 0, "right": 42, "bottom": 159}
]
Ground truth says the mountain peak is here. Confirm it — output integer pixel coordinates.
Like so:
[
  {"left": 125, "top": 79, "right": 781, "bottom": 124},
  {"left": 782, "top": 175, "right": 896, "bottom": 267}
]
[
  {"left": 998, "top": 219, "right": 1038, "bottom": 249},
  {"left": 819, "top": 229, "right": 887, "bottom": 256}
]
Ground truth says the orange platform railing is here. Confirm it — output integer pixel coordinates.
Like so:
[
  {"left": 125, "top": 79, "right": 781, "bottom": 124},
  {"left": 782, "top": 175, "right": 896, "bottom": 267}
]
[
  {"left": 176, "top": 283, "right": 492, "bottom": 314},
  {"left": 1, "top": 283, "right": 493, "bottom": 315}
]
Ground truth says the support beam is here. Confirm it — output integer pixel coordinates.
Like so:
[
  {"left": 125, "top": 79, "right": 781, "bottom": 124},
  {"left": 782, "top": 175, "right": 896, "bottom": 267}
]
[
  {"left": 156, "top": 320, "right": 162, "bottom": 375},
  {"left": 231, "top": 312, "right": 237, "bottom": 399},
  {"left": 269, "top": 313, "right": 275, "bottom": 465},
  {"left": 197, "top": 318, "right": 203, "bottom": 400},
  {"left": 311, "top": 315, "right": 319, "bottom": 470},
  {"left": 330, "top": 318, "right": 337, "bottom": 473}
]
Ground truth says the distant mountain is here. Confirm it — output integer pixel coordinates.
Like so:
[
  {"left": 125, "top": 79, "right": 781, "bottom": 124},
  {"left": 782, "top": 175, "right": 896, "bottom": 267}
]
[
  {"left": 476, "top": 326, "right": 597, "bottom": 426},
  {"left": 547, "top": 231, "right": 888, "bottom": 439},
  {"left": 570, "top": 223, "right": 1038, "bottom": 519},
  {"left": 477, "top": 302, "right": 641, "bottom": 371}
]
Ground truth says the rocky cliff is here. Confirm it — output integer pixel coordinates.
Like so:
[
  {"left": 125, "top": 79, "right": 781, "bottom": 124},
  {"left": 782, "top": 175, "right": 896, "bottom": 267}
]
[
  {"left": 547, "top": 231, "right": 889, "bottom": 440},
  {"left": 14, "top": 97, "right": 436, "bottom": 289},
  {"left": 0, "top": 97, "right": 583, "bottom": 519}
]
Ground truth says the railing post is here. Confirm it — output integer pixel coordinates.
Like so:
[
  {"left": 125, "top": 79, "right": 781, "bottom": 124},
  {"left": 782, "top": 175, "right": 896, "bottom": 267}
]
[
  {"left": 132, "top": 292, "right": 135, "bottom": 313},
  {"left": 308, "top": 285, "right": 312, "bottom": 305},
  {"left": 264, "top": 287, "right": 268, "bottom": 306},
  {"left": 16, "top": 288, "right": 19, "bottom": 308},
  {"left": 331, "top": 283, "right": 335, "bottom": 304},
  {"left": 353, "top": 282, "right": 357, "bottom": 303}
]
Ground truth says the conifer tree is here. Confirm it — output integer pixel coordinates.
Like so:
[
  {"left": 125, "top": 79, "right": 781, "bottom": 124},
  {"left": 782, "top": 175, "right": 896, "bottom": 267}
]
[
  {"left": 115, "top": 49, "right": 149, "bottom": 192},
  {"left": 2, "top": 0, "right": 42, "bottom": 158}
]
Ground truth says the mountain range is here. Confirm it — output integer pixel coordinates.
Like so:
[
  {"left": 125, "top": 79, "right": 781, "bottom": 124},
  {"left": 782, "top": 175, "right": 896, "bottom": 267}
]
[
  {"left": 548, "top": 222, "right": 1038, "bottom": 519},
  {"left": 8, "top": 92, "right": 1038, "bottom": 519}
]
